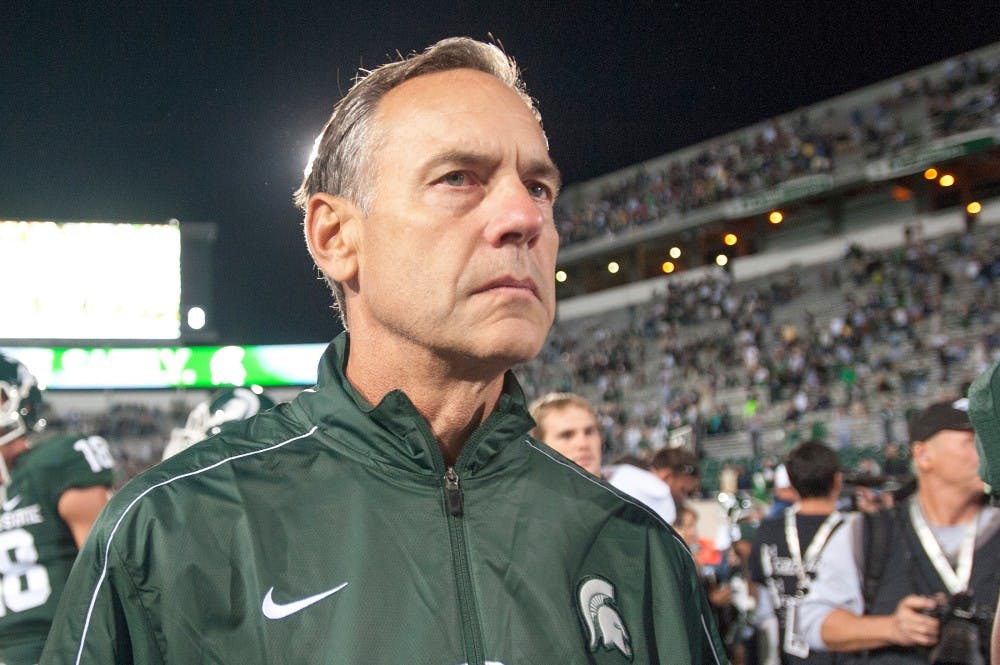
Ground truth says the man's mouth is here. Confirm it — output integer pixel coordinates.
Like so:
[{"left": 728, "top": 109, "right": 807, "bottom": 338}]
[{"left": 476, "top": 276, "right": 539, "bottom": 299}]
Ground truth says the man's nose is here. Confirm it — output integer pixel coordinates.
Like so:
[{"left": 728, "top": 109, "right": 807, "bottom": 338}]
[{"left": 484, "top": 177, "right": 546, "bottom": 247}]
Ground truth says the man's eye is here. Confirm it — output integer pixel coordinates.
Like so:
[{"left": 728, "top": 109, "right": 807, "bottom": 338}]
[
  {"left": 442, "top": 171, "right": 469, "bottom": 186},
  {"left": 527, "top": 182, "right": 553, "bottom": 201}
]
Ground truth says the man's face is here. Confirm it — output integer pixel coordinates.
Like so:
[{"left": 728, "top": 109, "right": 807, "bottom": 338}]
[
  {"left": 351, "top": 68, "right": 560, "bottom": 371},
  {"left": 538, "top": 405, "right": 603, "bottom": 476},
  {"left": 920, "top": 429, "right": 984, "bottom": 494},
  {"left": 667, "top": 470, "right": 701, "bottom": 502},
  {"left": 671, "top": 474, "right": 701, "bottom": 499},
  {"left": 676, "top": 510, "right": 698, "bottom": 548}
]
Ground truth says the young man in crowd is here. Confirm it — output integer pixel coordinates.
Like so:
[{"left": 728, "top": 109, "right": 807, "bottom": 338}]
[{"left": 528, "top": 391, "right": 603, "bottom": 477}]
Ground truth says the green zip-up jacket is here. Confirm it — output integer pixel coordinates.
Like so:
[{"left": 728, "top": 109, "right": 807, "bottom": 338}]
[{"left": 42, "top": 334, "right": 726, "bottom": 665}]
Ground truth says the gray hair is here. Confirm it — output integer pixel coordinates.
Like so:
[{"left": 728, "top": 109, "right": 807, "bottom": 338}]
[{"left": 295, "top": 37, "right": 543, "bottom": 324}]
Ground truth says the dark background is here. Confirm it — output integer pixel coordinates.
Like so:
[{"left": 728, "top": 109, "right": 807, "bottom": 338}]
[{"left": 2, "top": 2, "right": 997, "bottom": 344}]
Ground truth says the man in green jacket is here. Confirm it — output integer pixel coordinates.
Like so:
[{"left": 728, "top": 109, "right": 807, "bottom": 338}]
[{"left": 42, "top": 37, "right": 726, "bottom": 665}]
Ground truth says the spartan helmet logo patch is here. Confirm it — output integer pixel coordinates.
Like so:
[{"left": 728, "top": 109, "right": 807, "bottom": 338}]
[{"left": 577, "top": 576, "right": 633, "bottom": 660}]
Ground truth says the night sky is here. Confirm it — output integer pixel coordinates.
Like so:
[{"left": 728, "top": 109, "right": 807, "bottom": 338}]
[{"left": 3, "top": 2, "right": 997, "bottom": 344}]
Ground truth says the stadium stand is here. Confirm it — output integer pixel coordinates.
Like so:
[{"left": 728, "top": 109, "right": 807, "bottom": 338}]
[
  {"left": 520, "top": 207, "right": 1000, "bottom": 492},
  {"left": 555, "top": 42, "right": 999, "bottom": 249},
  {"left": 20, "top": 43, "right": 1000, "bottom": 499}
]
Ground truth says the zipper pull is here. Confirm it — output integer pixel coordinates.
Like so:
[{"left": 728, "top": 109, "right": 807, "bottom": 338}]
[{"left": 444, "top": 466, "right": 464, "bottom": 517}]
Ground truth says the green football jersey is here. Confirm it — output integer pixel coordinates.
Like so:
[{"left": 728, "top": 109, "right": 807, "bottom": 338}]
[
  {"left": 0, "top": 434, "right": 114, "bottom": 664},
  {"left": 43, "top": 334, "right": 726, "bottom": 665}
]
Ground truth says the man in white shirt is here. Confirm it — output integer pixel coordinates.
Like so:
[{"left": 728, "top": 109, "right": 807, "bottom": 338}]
[{"left": 607, "top": 447, "right": 701, "bottom": 525}]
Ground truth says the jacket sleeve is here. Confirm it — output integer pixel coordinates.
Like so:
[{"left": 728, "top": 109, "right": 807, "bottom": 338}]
[
  {"left": 40, "top": 513, "right": 162, "bottom": 664},
  {"left": 649, "top": 529, "right": 729, "bottom": 665}
]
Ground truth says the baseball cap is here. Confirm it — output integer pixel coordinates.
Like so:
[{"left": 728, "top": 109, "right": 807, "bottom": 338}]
[
  {"left": 968, "top": 361, "right": 1000, "bottom": 493},
  {"left": 907, "top": 399, "right": 973, "bottom": 444}
]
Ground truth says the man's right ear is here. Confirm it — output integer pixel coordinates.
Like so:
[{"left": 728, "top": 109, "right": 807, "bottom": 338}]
[{"left": 304, "top": 193, "right": 362, "bottom": 283}]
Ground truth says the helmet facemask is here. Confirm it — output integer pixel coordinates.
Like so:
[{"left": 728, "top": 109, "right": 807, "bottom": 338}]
[
  {"left": 0, "top": 356, "right": 45, "bottom": 495},
  {"left": 0, "top": 380, "right": 29, "bottom": 448},
  {"left": 0, "top": 362, "right": 44, "bottom": 448}
]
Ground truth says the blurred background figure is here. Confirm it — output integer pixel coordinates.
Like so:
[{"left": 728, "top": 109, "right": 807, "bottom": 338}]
[
  {"left": 606, "top": 454, "right": 677, "bottom": 523},
  {"left": 767, "top": 463, "right": 799, "bottom": 518},
  {"left": 606, "top": 445, "right": 701, "bottom": 525},
  {"left": 0, "top": 353, "right": 115, "bottom": 665},
  {"left": 528, "top": 392, "right": 604, "bottom": 477},
  {"left": 162, "top": 387, "right": 276, "bottom": 460},
  {"left": 968, "top": 360, "right": 1000, "bottom": 665},
  {"left": 650, "top": 446, "right": 703, "bottom": 508},
  {"left": 751, "top": 440, "right": 843, "bottom": 665}
]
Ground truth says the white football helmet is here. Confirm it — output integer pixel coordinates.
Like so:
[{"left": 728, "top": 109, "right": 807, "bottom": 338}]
[
  {"left": 0, "top": 353, "right": 45, "bottom": 448},
  {"left": 163, "top": 387, "right": 275, "bottom": 459}
]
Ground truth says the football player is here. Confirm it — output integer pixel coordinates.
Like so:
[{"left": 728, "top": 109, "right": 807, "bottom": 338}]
[
  {"left": 162, "top": 387, "right": 276, "bottom": 460},
  {"left": 0, "top": 353, "right": 114, "bottom": 664}
]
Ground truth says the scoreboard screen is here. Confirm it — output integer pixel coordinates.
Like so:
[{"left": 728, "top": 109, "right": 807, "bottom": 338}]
[
  {"left": 1, "top": 220, "right": 182, "bottom": 340},
  {"left": 1, "top": 344, "right": 325, "bottom": 389}
]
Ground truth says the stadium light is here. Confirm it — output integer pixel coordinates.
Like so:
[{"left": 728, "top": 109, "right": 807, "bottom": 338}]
[
  {"left": 939, "top": 174, "right": 955, "bottom": 187},
  {"left": 187, "top": 307, "right": 207, "bottom": 330},
  {"left": 924, "top": 168, "right": 938, "bottom": 180},
  {"left": 724, "top": 233, "right": 738, "bottom": 246},
  {"left": 555, "top": 269, "right": 567, "bottom": 283},
  {"left": 715, "top": 254, "right": 728, "bottom": 267},
  {"left": 661, "top": 261, "right": 675, "bottom": 274},
  {"left": 769, "top": 211, "right": 783, "bottom": 224},
  {"left": 607, "top": 261, "right": 620, "bottom": 275},
  {"left": 669, "top": 246, "right": 682, "bottom": 259},
  {"left": 967, "top": 201, "right": 982, "bottom": 215}
]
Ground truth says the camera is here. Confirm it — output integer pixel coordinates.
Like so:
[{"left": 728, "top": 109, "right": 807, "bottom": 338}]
[
  {"left": 836, "top": 472, "right": 895, "bottom": 513},
  {"left": 924, "top": 592, "right": 992, "bottom": 665}
]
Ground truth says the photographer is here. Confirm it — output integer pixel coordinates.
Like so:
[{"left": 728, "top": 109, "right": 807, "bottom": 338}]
[{"left": 798, "top": 400, "right": 1000, "bottom": 664}]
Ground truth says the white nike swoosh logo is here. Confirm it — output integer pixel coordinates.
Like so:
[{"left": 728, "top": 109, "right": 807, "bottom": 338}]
[
  {"left": 261, "top": 582, "right": 348, "bottom": 620},
  {"left": 2, "top": 495, "right": 22, "bottom": 512}
]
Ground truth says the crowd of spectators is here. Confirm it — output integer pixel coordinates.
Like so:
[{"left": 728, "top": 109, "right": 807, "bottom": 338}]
[
  {"left": 34, "top": 50, "right": 1000, "bottom": 496},
  {"left": 520, "top": 220, "right": 1000, "bottom": 492},
  {"left": 44, "top": 400, "right": 189, "bottom": 486},
  {"left": 556, "top": 50, "right": 1000, "bottom": 246},
  {"left": 38, "top": 219, "right": 1000, "bottom": 498}
]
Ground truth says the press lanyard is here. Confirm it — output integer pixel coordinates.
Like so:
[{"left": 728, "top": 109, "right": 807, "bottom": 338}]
[
  {"left": 784, "top": 505, "right": 843, "bottom": 590},
  {"left": 780, "top": 505, "right": 843, "bottom": 659},
  {"left": 908, "top": 498, "right": 977, "bottom": 595}
]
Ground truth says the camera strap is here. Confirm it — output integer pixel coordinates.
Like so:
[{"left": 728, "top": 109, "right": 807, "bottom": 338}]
[
  {"left": 784, "top": 505, "right": 843, "bottom": 589},
  {"left": 781, "top": 505, "right": 843, "bottom": 658},
  {"left": 908, "top": 498, "right": 977, "bottom": 595}
]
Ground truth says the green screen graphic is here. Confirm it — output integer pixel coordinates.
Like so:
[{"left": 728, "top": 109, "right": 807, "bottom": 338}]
[{"left": 1, "top": 344, "right": 327, "bottom": 389}]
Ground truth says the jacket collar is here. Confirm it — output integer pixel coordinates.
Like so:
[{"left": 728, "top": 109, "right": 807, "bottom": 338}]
[{"left": 295, "top": 332, "right": 536, "bottom": 478}]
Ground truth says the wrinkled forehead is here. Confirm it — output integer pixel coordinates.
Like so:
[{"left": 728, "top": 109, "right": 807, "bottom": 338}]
[{"left": 374, "top": 68, "right": 548, "bottom": 149}]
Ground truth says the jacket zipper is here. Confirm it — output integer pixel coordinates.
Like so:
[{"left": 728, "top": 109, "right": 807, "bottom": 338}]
[
  {"left": 443, "top": 465, "right": 484, "bottom": 665},
  {"left": 445, "top": 466, "right": 464, "bottom": 517}
]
